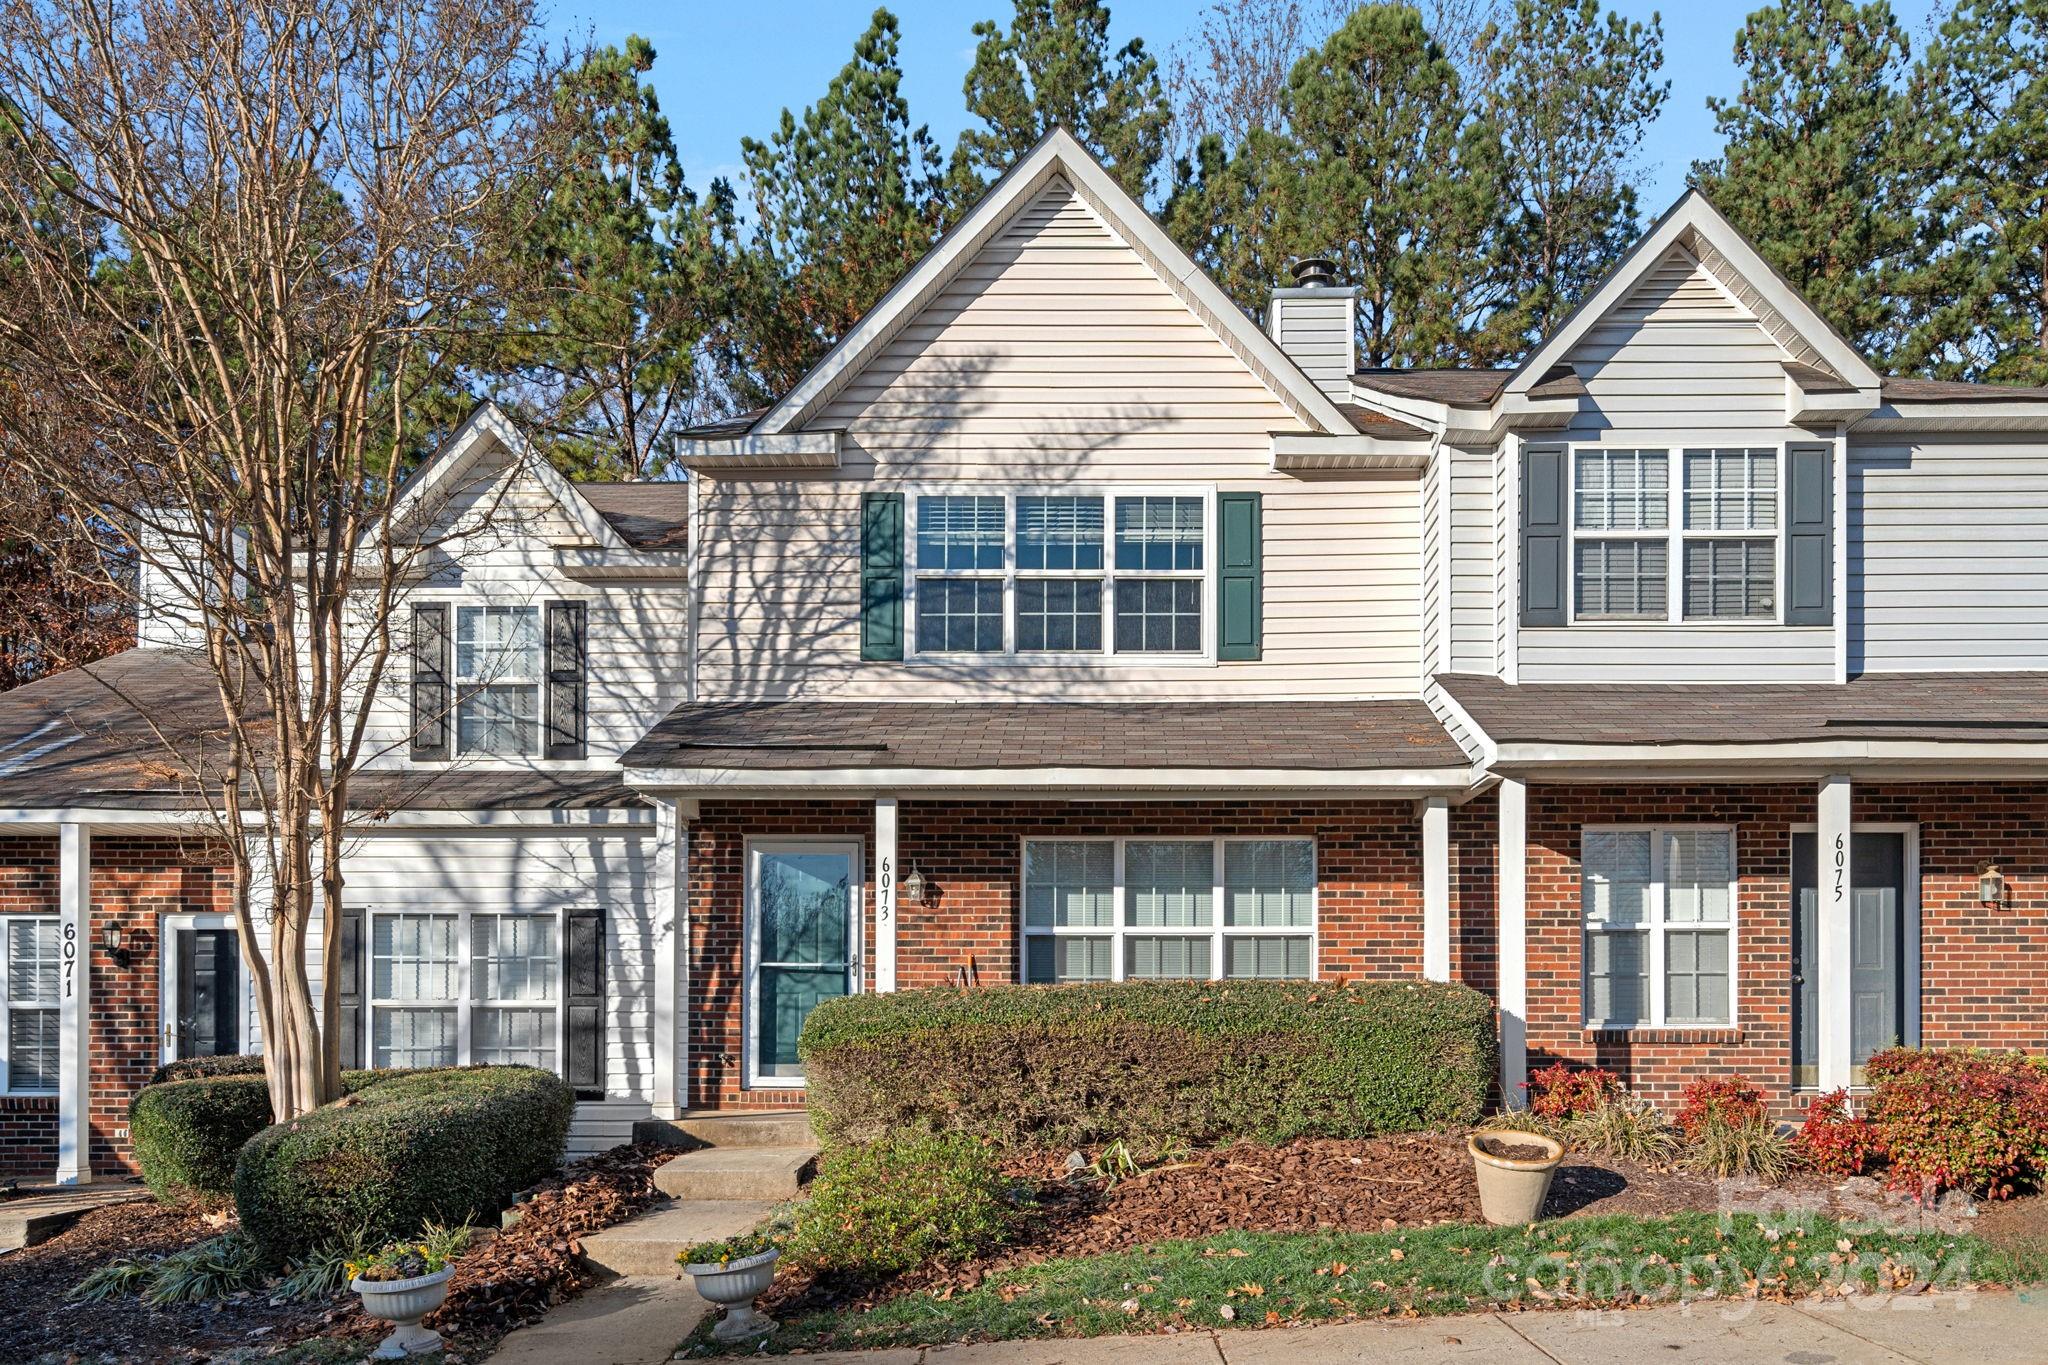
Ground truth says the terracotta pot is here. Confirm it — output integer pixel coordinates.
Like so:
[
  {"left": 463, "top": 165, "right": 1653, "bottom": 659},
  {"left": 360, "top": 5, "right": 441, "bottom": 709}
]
[
  {"left": 351, "top": 1265, "right": 454, "bottom": 1359},
  {"left": 683, "top": 1247, "right": 780, "bottom": 1342},
  {"left": 1467, "top": 1130, "right": 1564, "bottom": 1225}
]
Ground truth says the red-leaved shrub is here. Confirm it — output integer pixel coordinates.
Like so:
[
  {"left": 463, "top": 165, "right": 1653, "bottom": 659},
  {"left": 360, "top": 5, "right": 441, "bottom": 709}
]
[
  {"left": 1674, "top": 1077, "right": 1767, "bottom": 1138},
  {"left": 1525, "top": 1062, "right": 1621, "bottom": 1120},
  {"left": 1797, "top": 1090, "right": 1883, "bottom": 1177},
  {"left": 1864, "top": 1048, "right": 2048, "bottom": 1199}
]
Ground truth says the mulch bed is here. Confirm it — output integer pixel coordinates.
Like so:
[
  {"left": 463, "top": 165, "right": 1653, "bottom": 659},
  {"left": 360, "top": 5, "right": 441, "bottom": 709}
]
[
  {"left": 755, "top": 1130, "right": 1874, "bottom": 1320},
  {"left": 0, "top": 1143, "right": 672, "bottom": 1364}
]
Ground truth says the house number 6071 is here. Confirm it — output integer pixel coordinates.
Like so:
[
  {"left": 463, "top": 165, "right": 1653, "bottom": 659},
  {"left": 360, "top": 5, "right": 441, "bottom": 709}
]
[{"left": 62, "top": 921, "right": 78, "bottom": 998}]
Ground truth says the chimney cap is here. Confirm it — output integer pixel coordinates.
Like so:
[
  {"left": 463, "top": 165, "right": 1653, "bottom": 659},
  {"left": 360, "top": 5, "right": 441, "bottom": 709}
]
[{"left": 1288, "top": 255, "right": 1338, "bottom": 288}]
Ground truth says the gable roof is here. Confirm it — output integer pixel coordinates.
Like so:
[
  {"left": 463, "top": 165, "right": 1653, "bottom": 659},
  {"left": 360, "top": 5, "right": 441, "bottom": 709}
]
[
  {"left": 1508, "top": 189, "right": 1882, "bottom": 397},
  {"left": 577, "top": 482, "right": 689, "bottom": 549},
  {"left": 746, "top": 127, "right": 1358, "bottom": 444}
]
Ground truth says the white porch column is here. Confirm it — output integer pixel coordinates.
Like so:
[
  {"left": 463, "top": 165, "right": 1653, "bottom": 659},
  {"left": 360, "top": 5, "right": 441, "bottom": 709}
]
[
  {"left": 1816, "top": 774, "right": 1854, "bottom": 1092},
  {"left": 1422, "top": 797, "right": 1451, "bottom": 983},
  {"left": 875, "top": 796, "right": 899, "bottom": 993},
  {"left": 55, "top": 822, "right": 92, "bottom": 1184},
  {"left": 1496, "top": 778, "right": 1528, "bottom": 1105},
  {"left": 650, "top": 799, "right": 692, "bottom": 1120}
]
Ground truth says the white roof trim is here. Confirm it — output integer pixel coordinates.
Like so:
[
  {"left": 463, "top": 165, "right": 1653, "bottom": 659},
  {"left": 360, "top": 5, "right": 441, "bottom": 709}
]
[
  {"left": 1852, "top": 404, "right": 2048, "bottom": 434},
  {"left": 752, "top": 128, "right": 1356, "bottom": 440},
  {"left": 1508, "top": 190, "right": 1881, "bottom": 397},
  {"left": 624, "top": 764, "right": 1478, "bottom": 793},
  {"left": 676, "top": 431, "right": 841, "bottom": 470},
  {"left": 385, "top": 402, "right": 630, "bottom": 553},
  {"left": 1270, "top": 431, "right": 1430, "bottom": 474}
]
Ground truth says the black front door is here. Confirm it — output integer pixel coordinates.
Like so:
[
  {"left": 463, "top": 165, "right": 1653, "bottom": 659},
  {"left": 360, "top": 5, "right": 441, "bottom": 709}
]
[
  {"left": 174, "top": 928, "right": 241, "bottom": 1060},
  {"left": 1792, "top": 831, "right": 1907, "bottom": 1087}
]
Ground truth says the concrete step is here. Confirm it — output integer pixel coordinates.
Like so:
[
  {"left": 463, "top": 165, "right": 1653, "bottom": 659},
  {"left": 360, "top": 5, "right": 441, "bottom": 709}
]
[
  {"left": 632, "top": 1109, "right": 815, "bottom": 1151},
  {"left": 652, "top": 1145, "right": 816, "bottom": 1202},
  {"left": 0, "top": 1186, "right": 148, "bottom": 1251},
  {"left": 576, "top": 1199, "right": 778, "bottom": 1278}
]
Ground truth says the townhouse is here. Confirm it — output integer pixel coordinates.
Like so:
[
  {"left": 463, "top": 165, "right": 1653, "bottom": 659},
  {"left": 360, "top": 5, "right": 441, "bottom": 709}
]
[{"left": 3, "top": 129, "right": 2045, "bottom": 1182}]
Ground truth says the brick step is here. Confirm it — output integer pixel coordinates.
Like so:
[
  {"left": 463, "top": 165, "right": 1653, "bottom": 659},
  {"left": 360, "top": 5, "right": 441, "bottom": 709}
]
[
  {"left": 652, "top": 1146, "right": 816, "bottom": 1202},
  {"left": 632, "top": 1109, "right": 815, "bottom": 1151},
  {"left": 576, "top": 1199, "right": 779, "bottom": 1278}
]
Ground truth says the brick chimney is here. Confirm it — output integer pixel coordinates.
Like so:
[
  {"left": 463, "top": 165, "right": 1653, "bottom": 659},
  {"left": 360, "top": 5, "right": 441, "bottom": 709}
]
[{"left": 1265, "top": 256, "right": 1356, "bottom": 404}]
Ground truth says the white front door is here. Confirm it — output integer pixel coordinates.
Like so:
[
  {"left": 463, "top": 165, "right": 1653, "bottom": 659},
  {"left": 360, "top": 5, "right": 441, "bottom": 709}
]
[{"left": 744, "top": 841, "right": 861, "bottom": 1089}]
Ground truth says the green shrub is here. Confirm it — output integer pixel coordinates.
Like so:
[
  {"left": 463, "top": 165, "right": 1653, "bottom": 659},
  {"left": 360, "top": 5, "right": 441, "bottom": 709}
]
[
  {"left": 1865, "top": 1047, "right": 2048, "bottom": 1197},
  {"left": 129, "top": 1065, "right": 430, "bottom": 1202},
  {"left": 1682, "top": 1114, "right": 1799, "bottom": 1181},
  {"left": 130, "top": 1075, "right": 274, "bottom": 1202},
  {"left": 800, "top": 980, "right": 1496, "bottom": 1150},
  {"left": 786, "top": 1134, "right": 1014, "bottom": 1276},
  {"left": 233, "top": 1065, "right": 572, "bottom": 1265},
  {"left": 147, "top": 1054, "right": 265, "bottom": 1087},
  {"left": 1564, "top": 1094, "right": 1682, "bottom": 1165}
]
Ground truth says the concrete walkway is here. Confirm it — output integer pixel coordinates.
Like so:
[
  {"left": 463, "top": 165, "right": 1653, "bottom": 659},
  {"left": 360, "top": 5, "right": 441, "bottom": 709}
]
[
  {"left": 776, "top": 1291, "right": 2048, "bottom": 1365},
  {"left": 486, "top": 1273, "right": 709, "bottom": 1365}
]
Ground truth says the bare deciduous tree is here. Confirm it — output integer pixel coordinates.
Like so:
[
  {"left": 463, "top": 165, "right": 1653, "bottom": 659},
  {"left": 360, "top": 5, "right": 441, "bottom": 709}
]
[{"left": 0, "top": 0, "right": 566, "bottom": 1120}]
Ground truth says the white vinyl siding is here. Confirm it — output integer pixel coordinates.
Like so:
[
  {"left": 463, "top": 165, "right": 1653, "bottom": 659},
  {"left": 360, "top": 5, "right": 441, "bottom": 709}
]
[
  {"left": 3, "top": 918, "right": 60, "bottom": 1094},
  {"left": 1021, "top": 837, "right": 1315, "bottom": 983},
  {"left": 1850, "top": 435, "right": 2048, "bottom": 672},
  {"left": 1581, "top": 826, "right": 1736, "bottom": 1029},
  {"left": 1520, "top": 243, "right": 1834, "bottom": 680},
  {"left": 693, "top": 181, "right": 1420, "bottom": 701}
]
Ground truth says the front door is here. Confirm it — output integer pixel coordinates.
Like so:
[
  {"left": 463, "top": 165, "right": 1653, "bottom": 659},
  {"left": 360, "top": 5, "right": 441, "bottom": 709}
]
[
  {"left": 745, "top": 842, "right": 860, "bottom": 1088},
  {"left": 165, "top": 924, "right": 242, "bottom": 1061},
  {"left": 1792, "top": 831, "right": 1909, "bottom": 1087}
]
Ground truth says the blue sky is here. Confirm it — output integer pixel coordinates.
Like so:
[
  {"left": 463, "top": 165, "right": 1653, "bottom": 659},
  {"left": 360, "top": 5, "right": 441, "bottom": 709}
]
[{"left": 551, "top": 1, "right": 1945, "bottom": 212}]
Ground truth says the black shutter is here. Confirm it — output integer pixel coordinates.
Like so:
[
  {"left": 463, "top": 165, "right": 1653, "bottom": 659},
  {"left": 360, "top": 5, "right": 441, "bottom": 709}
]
[
  {"left": 336, "top": 904, "right": 363, "bottom": 1069},
  {"left": 1521, "top": 442, "right": 1569, "bottom": 626},
  {"left": 1785, "top": 442, "right": 1834, "bottom": 625},
  {"left": 544, "top": 600, "right": 587, "bottom": 760},
  {"left": 410, "top": 603, "right": 451, "bottom": 760},
  {"left": 860, "top": 492, "right": 904, "bottom": 661},
  {"left": 565, "top": 908, "right": 605, "bottom": 1098},
  {"left": 1217, "top": 492, "right": 1263, "bottom": 660}
]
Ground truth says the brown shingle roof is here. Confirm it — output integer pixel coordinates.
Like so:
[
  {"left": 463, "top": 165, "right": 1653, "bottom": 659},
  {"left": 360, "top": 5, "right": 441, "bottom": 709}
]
[
  {"left": 1334, "top": 404, "right": 1429, "bottom": 441},
  {"left": 1784, "top": 360, "right": 1855, "bottom": 393},
  {"left": 1351, "top": 365, "right": 1584, "bottom": 407},
  {"left": 1882, "top": 377, "right": 2048, "bottom": 404},
  {"left": 1438, "top": 671, "right": 2048, "bottom": 746},
  {"left": 0, "top": 649, "right": 639, "bottom": 810},
  {"left": 577, "top": 482, "right": 690, "bottom": 549},
  {"left": 677, "top": 406, "right": 770, "bottom": 439},
  {"left": 625, "top": 700, "right": 1467, "bottom": 772}
]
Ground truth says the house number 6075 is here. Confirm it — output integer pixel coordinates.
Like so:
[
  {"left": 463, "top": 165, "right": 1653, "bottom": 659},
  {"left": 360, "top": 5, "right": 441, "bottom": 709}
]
[{"left": 1832, "top": 833, "right": 1847, "bottom": 904}]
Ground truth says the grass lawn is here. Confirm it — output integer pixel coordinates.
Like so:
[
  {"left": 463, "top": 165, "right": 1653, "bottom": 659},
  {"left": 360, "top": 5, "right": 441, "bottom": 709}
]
[{"left": 699, "top": 1212, "right": 2048, "bottom": 1356}]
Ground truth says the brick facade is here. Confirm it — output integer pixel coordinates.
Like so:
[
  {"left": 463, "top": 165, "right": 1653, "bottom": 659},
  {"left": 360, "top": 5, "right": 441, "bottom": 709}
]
[{"left": 0, "top": 835, "right": 232, "bottom": 1178}]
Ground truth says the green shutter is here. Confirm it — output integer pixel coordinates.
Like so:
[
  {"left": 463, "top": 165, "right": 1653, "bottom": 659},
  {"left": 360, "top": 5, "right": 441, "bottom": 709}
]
[
  {"left": 861, "top": 492, "right": 904, "bottom": 661},
  {"left": 1784, "top": 442, "right": 1833, "bottom": 625},
  {"left": 1520, "top": 443, "right": 1569, "bottom": 627},
  {"left": 1217, "top": 491, "right": 1262, "bottom": 661}
]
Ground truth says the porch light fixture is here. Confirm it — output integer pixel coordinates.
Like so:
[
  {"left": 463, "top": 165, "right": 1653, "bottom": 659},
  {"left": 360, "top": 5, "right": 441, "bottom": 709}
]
[
  {"left": 102, "top": 922, "right": 132, "bottom": 967},
  {"left": 900, "top": 863, "right": 936, "bottom": 908},
  {"left": 1978, "top": 860, "right": 2009, "bottom": 909}
]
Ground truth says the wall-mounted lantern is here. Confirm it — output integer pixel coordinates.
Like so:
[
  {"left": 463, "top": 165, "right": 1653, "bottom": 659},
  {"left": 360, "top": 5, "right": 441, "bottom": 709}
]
[
  {"left": 1978, "top": 860, "right": 2009, "bottom": 909},
  {"left": 900, "top": 863, "right": 937, "bottom": 908},
  {"left": 102, "top": 921, "right": 133, "bottom": 967}
]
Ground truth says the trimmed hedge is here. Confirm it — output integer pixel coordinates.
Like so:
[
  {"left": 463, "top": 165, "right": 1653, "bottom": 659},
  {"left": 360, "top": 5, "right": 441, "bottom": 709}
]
[
  {"left": 800, "top": 979, "right": 1496, "bottom": 1149},
  {"left": 129, "top": 1066, "right": 428, "bottom": 1203},
  {"left": 233, "top": 1065, "right": 573, "bottom": 1264},
  {"left": 787, "top": 1133, "right": 1015, "bottom": 1275}
]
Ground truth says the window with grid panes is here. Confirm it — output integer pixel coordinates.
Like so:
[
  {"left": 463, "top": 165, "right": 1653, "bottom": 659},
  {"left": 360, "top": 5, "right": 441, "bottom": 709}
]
[
  {"left": 1580, "top": 827, "right": 1735, "bottom": 1028},
  {"left": 1021, "top": 838, "right": 1314, "bottom": 982},
  {"left": 369, "top": 910, "right": 563, "bottom": 1072},
  {"left": 3, "top": 918, "right": 60, "bottom": 1093},
  {"left": 1682, "top": 449, "right": 1777, "bottom": 619},
  {"left": 1572, "top": 449, "right": 1668, "bottom": 619}
]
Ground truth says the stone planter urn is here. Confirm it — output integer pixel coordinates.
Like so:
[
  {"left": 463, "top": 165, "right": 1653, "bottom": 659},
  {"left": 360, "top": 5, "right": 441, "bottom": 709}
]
[
  {"left": 682, "top": 1247, "right": 781, "bottom": 1342},
  {"left": 351, "top": 1265, "right": 455, "bottom": 1359},
  {"left": 1468, "top": 1131, "right": 1565, "bottom": 1225}
]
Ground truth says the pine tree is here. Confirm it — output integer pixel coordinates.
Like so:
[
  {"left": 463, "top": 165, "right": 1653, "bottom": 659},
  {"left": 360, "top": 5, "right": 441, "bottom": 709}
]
[
  {"left": 950, "top": 0, "right": 1170, "bottom": 203},
  {"left": 1691, "top": 0, "right": 1914, "bottom": 354},
  {"left": 1479, "top": 0, "right": 1668, "bottom": 347},
  {"left": 1892, "top": 0, "right": 2048, "bottom": 383},
  {"left": 1159, "top": 127, "right": 1298, "bottom": 313},
  {"left": 736, "top": 8, "right": 947, "bottom": 398},
  {"left": 1279, "top": 4, "right": 1511, "bottom": 367},
  {"left": 506, "top": 38, "right": 743, "bottom": 480}
]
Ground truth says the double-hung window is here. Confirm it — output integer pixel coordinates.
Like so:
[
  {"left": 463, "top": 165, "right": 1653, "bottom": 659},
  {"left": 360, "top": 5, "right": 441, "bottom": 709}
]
[
  {"left": 1020, "top": 837, "right": 1314, "bottom": 983},
  {"left": 1581, "top": 827, "right": 1735, "bottom": 1028},
  {"left": 909, "top": 490, "right": 1209, "bottom": 659},
  {"left": 454, "top": 605, "right": 542, "bottom": 756},
  {"left": 2, "top": 918, "right": 60, "bottom": 1094},
  {"left": 1569, "top": 447, "right": 1782, "bottom": 623},
  {"left": 369, "top": 910, "right": 560, "bottom": 1071}
]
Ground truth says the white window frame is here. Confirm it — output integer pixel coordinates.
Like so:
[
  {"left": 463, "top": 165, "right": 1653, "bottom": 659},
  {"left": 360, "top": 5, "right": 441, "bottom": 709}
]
[
  {"left": 365, "top": 907, "right": 567, "bottom": 1074},
  {"left": 1567, "top": 447, "right": 1786, "bottom": 626},
  {"left": 2, "top": 915, "right": 61, "bottom": 1095},
  {"left": 451, "top": 601, "right": 545, "bottom": 758},
  {"left": 1580, "top": 824, "right": 1740, "bottom": 1030},
  {"left": 904, "top": 485, "right": 1219, "bottom": 665},
  {"left": 1016, "top": 836, "right": 1319, "bottom": 983},
  {"left": 743, "top": 838, "right": 865, "bottom": 1091}
]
